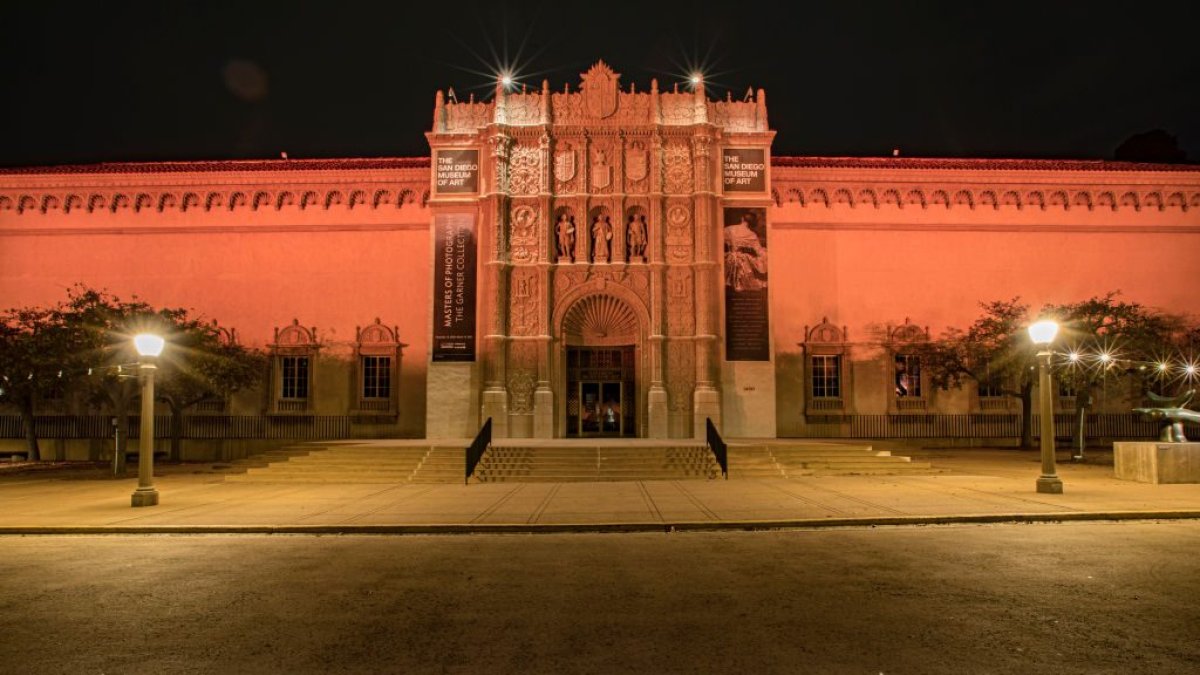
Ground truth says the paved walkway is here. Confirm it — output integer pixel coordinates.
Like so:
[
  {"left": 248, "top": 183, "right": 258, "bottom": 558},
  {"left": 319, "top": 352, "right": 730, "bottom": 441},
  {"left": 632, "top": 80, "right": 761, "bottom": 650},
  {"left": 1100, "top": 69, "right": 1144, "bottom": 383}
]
[{"left": 1, "top": 447, "right": 1198, "bottom": 533}]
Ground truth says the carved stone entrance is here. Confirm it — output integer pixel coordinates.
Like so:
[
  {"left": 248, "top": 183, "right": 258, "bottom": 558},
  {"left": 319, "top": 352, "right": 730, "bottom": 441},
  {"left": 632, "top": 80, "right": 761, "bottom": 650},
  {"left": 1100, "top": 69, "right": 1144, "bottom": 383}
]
[{"left": 557, "top": 293, "right": 645, "bottom": 438}]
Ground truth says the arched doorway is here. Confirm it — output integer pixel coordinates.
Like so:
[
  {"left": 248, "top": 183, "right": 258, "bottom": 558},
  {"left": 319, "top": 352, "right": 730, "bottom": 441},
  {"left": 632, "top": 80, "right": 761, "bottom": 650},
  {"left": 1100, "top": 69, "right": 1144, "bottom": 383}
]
[{"left": 559, "top": 294, "right": 642, "bottom": 437}]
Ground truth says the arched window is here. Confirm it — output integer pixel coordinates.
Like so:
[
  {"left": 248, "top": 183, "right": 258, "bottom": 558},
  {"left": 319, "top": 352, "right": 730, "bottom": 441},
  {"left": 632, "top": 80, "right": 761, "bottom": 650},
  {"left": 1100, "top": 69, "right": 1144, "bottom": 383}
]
[
  {"left": 354, "top": 319, "right": 404, "bottom": 417},
  {"left": 887, "top": 318, "right": 929, "bottom": 413},
  {"left": 270, "top": 320, "right": 317, "bottom": 414},
  {"left": 802, "top": 318, "right": 849, "bottom": 417}
]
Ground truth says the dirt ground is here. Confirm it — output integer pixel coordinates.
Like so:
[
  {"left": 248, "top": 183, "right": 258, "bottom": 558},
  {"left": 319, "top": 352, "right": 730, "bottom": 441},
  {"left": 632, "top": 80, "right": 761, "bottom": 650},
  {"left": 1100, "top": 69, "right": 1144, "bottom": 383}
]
[{"left": 1, "top": 521, "right": 1197, "bottom": 674}]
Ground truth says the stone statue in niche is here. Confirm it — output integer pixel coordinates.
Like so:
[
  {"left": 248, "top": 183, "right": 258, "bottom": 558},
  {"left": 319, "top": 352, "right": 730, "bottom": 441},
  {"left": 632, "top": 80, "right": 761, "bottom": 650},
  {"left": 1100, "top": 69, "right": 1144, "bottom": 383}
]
[
  {"left": 627, "top": 214, "right": 647, "bottom": 262},
  {"left": 591, "top": 215, "right": 612, "bottom": 263},
  {"left": 555, "top": 213, "right": 576, "bottom": 263}
]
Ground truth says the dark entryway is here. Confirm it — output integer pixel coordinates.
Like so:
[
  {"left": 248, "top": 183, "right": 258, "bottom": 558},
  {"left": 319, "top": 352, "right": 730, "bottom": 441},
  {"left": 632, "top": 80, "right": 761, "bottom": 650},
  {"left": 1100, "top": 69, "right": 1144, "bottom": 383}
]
[{"left": 566, "top": 346, "right": 635, "bottom": 437}]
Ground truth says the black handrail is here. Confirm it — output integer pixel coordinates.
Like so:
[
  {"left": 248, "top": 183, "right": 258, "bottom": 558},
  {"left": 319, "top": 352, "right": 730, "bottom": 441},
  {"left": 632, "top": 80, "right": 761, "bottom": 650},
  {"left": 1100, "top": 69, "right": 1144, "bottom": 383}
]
[
  {"left": 465, "top": 417, "right": 492, "bottom": 484},
  {"left": 706, "top": 418, "right": 728, "bottom": 479}
]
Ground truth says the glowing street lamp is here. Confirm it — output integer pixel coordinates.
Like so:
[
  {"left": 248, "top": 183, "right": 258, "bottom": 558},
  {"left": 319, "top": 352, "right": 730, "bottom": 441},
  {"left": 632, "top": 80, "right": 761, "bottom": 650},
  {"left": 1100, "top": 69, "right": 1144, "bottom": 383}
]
[
  {"left": 1028, "top": 320, "right": 1063, "bottom": 494},
  {"left": 130, "top": 333, "right": 164, "bottom": 507}
]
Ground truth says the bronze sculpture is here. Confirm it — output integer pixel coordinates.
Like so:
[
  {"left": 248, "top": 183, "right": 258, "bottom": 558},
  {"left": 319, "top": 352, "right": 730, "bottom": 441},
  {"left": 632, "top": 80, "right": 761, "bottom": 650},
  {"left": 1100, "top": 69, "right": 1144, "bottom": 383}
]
[{"left": 1133, "top": 389, "right": 1199, "bottom": 442}]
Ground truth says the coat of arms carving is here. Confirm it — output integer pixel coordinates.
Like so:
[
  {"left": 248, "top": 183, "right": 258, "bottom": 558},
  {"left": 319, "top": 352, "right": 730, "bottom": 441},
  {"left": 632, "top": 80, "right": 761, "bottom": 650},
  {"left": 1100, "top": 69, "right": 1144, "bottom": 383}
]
[
  {"left": 592, "top": 149, "right": 612, "bottom": 190},
  {"left": 580, "top": 60, "right": 620, "bottom": 119},
  {"left": 554, "top": 144, "right": 576, "bottom": 183},
  {"left": 625, "top": 141, "right": 648, "bottom": 182}
]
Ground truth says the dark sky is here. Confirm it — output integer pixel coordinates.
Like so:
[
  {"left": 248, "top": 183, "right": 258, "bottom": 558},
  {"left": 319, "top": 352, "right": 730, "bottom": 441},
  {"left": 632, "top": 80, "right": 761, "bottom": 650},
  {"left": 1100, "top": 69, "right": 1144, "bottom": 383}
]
[{"left": 3, "top": 0, "right": 1197, "bottom": 166}]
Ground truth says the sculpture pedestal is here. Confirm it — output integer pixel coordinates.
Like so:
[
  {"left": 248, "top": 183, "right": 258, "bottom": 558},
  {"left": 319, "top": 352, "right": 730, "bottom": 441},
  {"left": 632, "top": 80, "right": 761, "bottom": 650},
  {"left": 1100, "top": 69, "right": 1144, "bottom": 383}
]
[{"left": 1114, "top": 442, "right": 1200, "bottom": 484}]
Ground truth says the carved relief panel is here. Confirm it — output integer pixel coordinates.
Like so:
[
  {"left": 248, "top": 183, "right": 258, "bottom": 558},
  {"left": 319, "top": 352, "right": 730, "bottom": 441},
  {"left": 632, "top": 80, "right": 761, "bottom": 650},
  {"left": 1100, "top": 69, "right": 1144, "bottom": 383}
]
[
  {"left": 553, "top": 141, "right": 580, "bottom": 193},
  {"left": 666, "top": 341, "right": 695, "bottom": 413},
  {"left": 509, "top": 267, "right": 540, "bottom": 336},
  {"left": 663, "top": 139, "right": 692, "bottom": 194},
  {"left": 509, "top": 143, "right": 542, "bottom": 196},
  {"left": 664, "top": 200, "right": 693, "bottom": 263},
  {"left": 509, "top": 202, "right": 540, "bottom": 265},
  {"left": 666, "top": 268, "right": 695, "bottom": 336},
  {"left": 507, "top": 341, "right": 538, "bottom": 414}
]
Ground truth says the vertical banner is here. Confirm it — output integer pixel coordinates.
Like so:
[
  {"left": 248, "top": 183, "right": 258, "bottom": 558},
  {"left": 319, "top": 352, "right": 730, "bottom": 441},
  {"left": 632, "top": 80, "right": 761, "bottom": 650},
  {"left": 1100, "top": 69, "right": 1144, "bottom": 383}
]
[
  {"left": 723, "top": 207, "right": 770, "bottom": 361},
  {"left": 722, "top": 148, "right": 766, "bottom": 192},
  {"left": 432, "top": 213, "right": 477, "bottom": 361},
  {"left": 434, "top": 149, "right": 479, "bottom": 194}
]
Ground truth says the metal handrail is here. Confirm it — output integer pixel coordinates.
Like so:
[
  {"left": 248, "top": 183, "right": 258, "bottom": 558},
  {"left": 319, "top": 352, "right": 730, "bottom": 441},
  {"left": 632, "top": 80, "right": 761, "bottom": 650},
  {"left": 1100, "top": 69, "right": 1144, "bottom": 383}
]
[
  {"left": 465, "top": 417, "right": 492, "bottom": 484},
  {"left": 706, "top": 418, "right": 728, "bottom": 479}
]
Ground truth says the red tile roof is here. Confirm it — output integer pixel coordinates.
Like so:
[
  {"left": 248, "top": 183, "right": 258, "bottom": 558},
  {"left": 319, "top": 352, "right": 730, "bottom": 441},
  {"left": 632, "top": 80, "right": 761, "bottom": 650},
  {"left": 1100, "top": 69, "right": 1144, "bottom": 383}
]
[
  {"left": 1, "top": 155, "right": 1196, "bottom": 175},
  {"left": 0, "top": 157, "right": 431, "bottom": 175},
  {"left": 771, "top": 156, "right": 1200, "bottom": 172}
]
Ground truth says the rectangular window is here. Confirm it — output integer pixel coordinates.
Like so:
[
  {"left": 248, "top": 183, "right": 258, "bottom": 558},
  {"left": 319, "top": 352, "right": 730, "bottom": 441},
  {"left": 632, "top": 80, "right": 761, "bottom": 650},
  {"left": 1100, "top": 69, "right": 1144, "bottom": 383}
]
[
  {"left": 362, "top": 356, "right": 391, "bottom": 399},
  {"left": 895, "top": 354, "right": 921, "bottom": 398},
  {"left": 281, "top": 356, "right": 309, "bottom": 399},
  {"left": 810, "top": 355, "right": 841, "bottom": 398}
]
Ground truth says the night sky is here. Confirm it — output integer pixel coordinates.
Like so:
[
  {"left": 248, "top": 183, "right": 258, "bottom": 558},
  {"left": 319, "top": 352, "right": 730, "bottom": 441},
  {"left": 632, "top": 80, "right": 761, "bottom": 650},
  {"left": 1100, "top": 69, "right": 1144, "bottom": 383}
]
[{"left": 3, "top": 0, "right": 1197, "bottom": 167}]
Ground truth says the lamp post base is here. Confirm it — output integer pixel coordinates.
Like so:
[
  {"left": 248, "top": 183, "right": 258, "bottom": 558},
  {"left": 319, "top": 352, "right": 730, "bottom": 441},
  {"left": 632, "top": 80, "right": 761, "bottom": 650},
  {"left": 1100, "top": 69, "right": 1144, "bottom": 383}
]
[
  {"left": 1036, "top": 476, "right": 1064, "bottom": 494},
  {"left": 131, "top": 488, "right": 159, "bottom": 507}
]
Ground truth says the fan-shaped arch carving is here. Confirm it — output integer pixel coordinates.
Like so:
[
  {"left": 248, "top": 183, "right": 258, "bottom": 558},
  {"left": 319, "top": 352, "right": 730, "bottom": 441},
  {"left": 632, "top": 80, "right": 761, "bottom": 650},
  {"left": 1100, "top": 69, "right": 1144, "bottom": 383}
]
[
  {"left": 205, "top": 192, "right": 223, "bottom": 211},
  {"left": 372, "top": 189, "right": 391, "bottom": 208},
  {"left": 1072, "top": 191, "right": 1093, "bottom": 211},
  {"left": 561, "top": 294, "right": 640, "bottom": 346},
  {"left": 252, "top": 191, "right": 271, "bottom": 210},
  {"left": 273, "top": 319, "right": 316, "bottom": 346},
  {"left": 63, "top": 194, "right": 83, "bottom": 213},
  {"left": 133, "top": 193, "right": 153, "bottom": 212},
  {"left": 805, "top": 317, "right": 847, "bottom": 344},
  {"left": 857, "top": 188, "right": 878, "bottom": 208},
  {"left": 40, "top": 195, "right": 60, "bottom": 213},
  {"left": 299, "top": 191, "right": 319, "bottom": 210},
  {"left": 357, "top": 318, "right": 397, "bottom": 345}
]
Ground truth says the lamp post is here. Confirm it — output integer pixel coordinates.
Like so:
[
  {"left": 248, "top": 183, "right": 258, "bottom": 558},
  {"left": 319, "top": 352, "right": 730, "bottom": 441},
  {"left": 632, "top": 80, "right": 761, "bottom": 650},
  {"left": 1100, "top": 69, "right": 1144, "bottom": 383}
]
[
  {"left": 131, "top": 333, "right": 164, "bottom": 507},
  {"left": 1028, "top": 320, "right": 1063, "bottom": 494}
]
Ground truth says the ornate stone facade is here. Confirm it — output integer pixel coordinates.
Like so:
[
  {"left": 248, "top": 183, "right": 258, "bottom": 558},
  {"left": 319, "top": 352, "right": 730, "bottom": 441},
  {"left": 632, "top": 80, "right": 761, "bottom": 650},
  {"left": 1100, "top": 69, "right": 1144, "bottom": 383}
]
[{"left": 426, "top": 60, "right": 775, "bottom": 438}]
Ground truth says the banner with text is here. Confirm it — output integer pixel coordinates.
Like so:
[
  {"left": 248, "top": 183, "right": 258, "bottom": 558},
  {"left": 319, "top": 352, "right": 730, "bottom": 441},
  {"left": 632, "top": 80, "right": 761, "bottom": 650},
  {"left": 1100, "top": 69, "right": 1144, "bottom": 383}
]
[
  {"left": 432, "top": 213, "right": 477, "bottom": 361},
  {"left": 723, "top": 207, "right": 770, "bottom": 361},
  {"left": 722, "top": 148, "right": 766, "bottom": 193},
  {"left": 434, "top": 149, "right": 479, "bottom": 194}
]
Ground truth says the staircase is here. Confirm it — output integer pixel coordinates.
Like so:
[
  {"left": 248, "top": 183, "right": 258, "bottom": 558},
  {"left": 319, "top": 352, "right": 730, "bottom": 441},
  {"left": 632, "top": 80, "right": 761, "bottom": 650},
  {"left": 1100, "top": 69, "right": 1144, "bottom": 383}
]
[
  {"left": 728, "top": 442, "right": 937, "bottom": 477},
  {"left": 473, "top": 442, "right": 720, "bottom": 483},
  {"left": 225, "top": 441, "right": 465, "bottom": 484}
]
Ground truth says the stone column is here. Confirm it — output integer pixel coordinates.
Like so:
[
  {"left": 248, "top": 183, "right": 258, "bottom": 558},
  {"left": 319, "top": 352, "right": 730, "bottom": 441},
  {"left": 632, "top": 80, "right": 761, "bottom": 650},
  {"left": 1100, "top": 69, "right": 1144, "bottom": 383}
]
[
  {"left": 692, "top": 133, "right": 721, "bottom": 438},
  {"left": 646, "top": 133, "right": 669, "bottom": 438},
  {"left": 481, "top": 132, "right": 511, "bottom": 438},
  {"left": 534, "top": 133, "right": 554, "bottom": 438}
]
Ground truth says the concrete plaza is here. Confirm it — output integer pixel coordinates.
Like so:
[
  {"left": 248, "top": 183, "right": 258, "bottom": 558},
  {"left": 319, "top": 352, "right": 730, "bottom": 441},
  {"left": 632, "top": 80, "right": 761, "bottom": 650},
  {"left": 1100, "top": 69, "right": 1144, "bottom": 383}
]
[{"left": 1, "top": 446, "right": 1199, "bottom": 533}]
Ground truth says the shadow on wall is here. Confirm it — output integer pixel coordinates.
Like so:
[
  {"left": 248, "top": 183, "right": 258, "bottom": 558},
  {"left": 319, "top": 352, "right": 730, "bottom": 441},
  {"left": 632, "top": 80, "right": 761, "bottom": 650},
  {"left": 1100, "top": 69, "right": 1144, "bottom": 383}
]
[{"left": 775, "top": 351, "right": 806, "bottom": 436}]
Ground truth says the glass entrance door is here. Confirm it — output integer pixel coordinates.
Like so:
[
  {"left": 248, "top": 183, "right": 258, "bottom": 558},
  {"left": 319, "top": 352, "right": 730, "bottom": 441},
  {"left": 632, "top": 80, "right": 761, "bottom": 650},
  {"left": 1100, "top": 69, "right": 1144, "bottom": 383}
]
[
  {"left": 579, "top": 381, "right": 623, "bottom": 436},
  {"left": 566, "top": 346, "right": 635, "bottom": 437}
]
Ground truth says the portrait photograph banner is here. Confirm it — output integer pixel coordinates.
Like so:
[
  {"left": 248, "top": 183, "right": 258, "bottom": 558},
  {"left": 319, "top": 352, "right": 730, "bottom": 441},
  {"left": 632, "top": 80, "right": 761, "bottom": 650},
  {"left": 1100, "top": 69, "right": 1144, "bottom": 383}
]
[
  {"left": 723, "top": 207, "right": 770, "bottom": 361},
  {"left": 432, "top": 212, "right": 477, "bottom": 361}
]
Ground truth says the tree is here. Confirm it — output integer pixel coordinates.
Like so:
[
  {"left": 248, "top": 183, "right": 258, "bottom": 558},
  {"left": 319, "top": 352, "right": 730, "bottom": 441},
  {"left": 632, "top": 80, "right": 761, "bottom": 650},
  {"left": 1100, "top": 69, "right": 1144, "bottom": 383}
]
[
  {"left": 1047, "top": 292, "right": 1185, "bottom": 458},
  {"left": 0, "top": 305, "right": 78, "bottom": 460},
  {"left": 155, "top": 325, "right": 265, "bottom": 460},
  {"left": 914, "top": 298, "right": 1039, "bottom": 448},
  {"left": 64, "top": 287, "right": 265, "bottom": 464}
]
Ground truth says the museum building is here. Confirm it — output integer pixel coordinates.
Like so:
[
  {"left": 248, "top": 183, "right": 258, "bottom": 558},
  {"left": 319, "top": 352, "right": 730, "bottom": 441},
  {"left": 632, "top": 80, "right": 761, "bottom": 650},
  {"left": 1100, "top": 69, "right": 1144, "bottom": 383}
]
[{"left": 2, "top": 61, "right": 1199, "bottom": 450}]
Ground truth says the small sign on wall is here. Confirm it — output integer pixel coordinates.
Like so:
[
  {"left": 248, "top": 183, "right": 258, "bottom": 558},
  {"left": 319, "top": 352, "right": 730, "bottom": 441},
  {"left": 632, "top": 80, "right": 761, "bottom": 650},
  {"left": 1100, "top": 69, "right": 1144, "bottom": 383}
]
[
  {"left": 434, "top": 149, "right": 479, "bottom": 194},
  {"left": 722, "top": 148, "right": 766, "bottom": 193}
]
